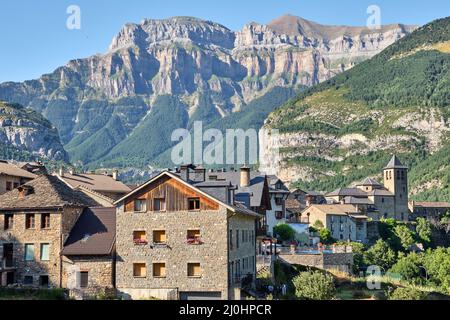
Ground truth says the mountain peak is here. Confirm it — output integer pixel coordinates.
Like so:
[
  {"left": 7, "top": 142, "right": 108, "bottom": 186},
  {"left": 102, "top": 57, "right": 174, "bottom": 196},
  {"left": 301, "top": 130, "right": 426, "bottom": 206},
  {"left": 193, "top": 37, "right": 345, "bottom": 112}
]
[{"left": 267, "top": 14, "right": 417, "bottom": 40}]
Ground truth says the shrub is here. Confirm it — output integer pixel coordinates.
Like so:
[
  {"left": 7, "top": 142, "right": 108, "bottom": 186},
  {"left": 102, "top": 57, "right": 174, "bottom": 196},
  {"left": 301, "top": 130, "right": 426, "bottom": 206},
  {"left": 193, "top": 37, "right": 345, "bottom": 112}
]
[
  {"left": 389, "top": 253, "right": 424, "bottom": 284},
  {"left": 394, "top": 225, "right": 416, "bottom": 251},
  {"left": 292, "top": 271, "right": 336, "bottom": 300},
  {"left": 319, "top": 228, "right": 334, "bottom": 245},
  {"left": 388, "top": 287, "right": 427, "bottom": 300}
]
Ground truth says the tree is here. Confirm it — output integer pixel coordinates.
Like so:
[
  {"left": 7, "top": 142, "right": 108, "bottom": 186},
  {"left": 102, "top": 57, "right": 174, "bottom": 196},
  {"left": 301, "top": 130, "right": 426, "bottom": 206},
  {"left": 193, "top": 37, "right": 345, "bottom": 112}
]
[
  {"left": 388, "top": 287, "right": 427, "bottom": 300},
  {"left": 313, "top": 220, "right": 324, "bottom": 229},
  {"left": 389, "top": 253, "right": 423, "bottom": 284},
  {"left": 364, "top": 239, "right": 397, "bottom": 271},
  {"left": 273, "top": 224, "right": 296, "bottom": 242},
  {"left": 422, "top": 247, "right": 450, "bottom": 293},
  {"left": 416, "top": 217, "right": 432, "bottom": 245},
  {"left": 394, "top": 225, "right": 415, "bottom": 251},
  {"left": 292, "top": 271, "right": 335, "bottom": 300},
  {"left": 319, "top": 228, "right": 334, "bottom": 245}
]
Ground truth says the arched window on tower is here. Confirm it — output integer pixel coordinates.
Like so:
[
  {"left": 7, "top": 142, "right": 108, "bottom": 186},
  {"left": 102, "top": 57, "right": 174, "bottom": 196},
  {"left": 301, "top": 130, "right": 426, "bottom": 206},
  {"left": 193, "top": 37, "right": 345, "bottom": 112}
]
[{"left": 397, "top": 170, "right": 400, "bottom": 180}]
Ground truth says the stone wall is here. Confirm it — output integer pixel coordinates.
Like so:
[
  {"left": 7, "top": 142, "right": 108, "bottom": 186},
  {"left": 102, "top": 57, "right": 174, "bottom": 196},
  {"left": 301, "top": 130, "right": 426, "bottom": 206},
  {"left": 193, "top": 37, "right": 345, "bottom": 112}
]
[
  {"left": 115, "top": 204, "right": 229, "bottom": 300},
  {"left": 280, "top": 252, "right": 354, "bottom": 274}
]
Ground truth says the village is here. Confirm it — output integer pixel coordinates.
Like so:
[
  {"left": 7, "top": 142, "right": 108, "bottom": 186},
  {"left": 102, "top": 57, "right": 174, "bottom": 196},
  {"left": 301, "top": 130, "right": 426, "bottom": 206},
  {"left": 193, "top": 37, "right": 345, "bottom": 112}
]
[{"left": 0, "top": 156, "right": 449, "bottom": 300}]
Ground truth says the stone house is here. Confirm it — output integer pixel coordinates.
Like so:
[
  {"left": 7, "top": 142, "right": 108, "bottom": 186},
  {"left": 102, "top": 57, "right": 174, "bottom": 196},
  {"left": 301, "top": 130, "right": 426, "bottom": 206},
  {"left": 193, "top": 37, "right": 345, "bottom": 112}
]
[
  {"left": 61, "top": 207, "right": 116, "bottom": 297},
  {"left": 0, "top": 160, "right": 37, "bottom": 195},
  {"left": 114, "top": 169, "right": 260, "bottom": 300},
  {"left": 301, "top": 204, "right": 368, "bottom": 243},
  {"left": 0, "top": 175, "right": 99, "bottom": 288},
  {"left": 409, "top": 201, "right": 450, "bottom": 221}
]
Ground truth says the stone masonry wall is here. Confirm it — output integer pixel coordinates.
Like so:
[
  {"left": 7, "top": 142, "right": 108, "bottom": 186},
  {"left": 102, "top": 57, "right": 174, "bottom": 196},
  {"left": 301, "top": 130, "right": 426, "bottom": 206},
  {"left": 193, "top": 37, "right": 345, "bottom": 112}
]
[
  {"left": 62, "top": 256, "right": 114, "bottom": 290},
  {"left": 115, "top": 204, "right": 229, "bottom": 300}
]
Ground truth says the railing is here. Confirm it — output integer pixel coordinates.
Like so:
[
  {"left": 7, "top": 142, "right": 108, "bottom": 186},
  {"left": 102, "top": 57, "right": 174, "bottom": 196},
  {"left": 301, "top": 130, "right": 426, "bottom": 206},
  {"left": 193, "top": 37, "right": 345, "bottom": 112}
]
[{"left": 287, "top": 217, "right": 309, "bottom": 224}]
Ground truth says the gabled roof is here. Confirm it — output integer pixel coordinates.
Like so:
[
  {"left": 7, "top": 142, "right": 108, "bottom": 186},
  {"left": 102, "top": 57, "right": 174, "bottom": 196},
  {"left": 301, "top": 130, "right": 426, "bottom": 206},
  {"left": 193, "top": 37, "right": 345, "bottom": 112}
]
[
  {"left": 306, "top": 204, "right": 360, "bottom": 216},
  {"left": 55, "top": 172, "right": 131, "bottom": 194},
  {"left": 357, "top": 178, "right": 382, "bottom": 186},
  {"left": 205, "top": 171, "right": 267, "bottom": 207},
  {"left": 367, "top": 189, "right": 394, "bottom": 197},
  {"left": 343, "top": 196, "right": 373, "bottom": 205},
  {"left": 114, "top": 171, "right": 261, "bottom": 218},
  {"left": 326, "top": 188, "right": 368, "bottom": 197},
  {"left": 0, "top": 175, "right": 100, "bottom": 210},
  {"left": 0, "top": 161, "right": 37, "bottom": 179},
  {"left": 384, "top": 155, "right": 408, "bottom": 170},
  {"left": 62, "top": 207, "right": 115, "bottom": 256},
  {"left": 412, "top": 201, "right": 450, "bottom": 208}
]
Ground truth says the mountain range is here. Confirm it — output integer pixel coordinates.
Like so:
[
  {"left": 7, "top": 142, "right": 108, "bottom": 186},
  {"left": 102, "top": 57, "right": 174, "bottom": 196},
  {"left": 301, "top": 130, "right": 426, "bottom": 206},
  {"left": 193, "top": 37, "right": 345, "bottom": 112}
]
[
  {"left": 0, "top": 15, "right": 415, "bottom": 170},
  {"left": 263, "top": 17, "right": 450, "bottom": 201}
]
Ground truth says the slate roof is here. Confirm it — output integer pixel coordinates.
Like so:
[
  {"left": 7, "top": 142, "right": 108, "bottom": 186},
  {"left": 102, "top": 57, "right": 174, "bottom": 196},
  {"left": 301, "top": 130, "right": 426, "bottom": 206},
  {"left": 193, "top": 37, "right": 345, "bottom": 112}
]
[
  {"left": 62, "top": 207, "right": 115, "bottom": 256},
  {"left": 56, "top": 172, "right": 131, "bottom": 194},
  {"left": 0, "top": 161, "right": 37, "bottom": 179},
  {"left": 326, "top": 188, "right": 368, "bottom": 197},
  {"left": 413, "top": 201, "right": 450, "bottom": 208},
  {"left": 343, "top": 196, "right": 373, "bottom": 205},
  {"left": 0, "top": 175, "right": 100, "bottom": 210},
  {"left": 285, "top": 198, "right": 305, "bottom": 213},
  {"left": 307, "top": 204, "right": 361, "bottom": 216},
  {"left": 384, "top": 155, "right": 408, "bottom": 170},
  {"left": 205, "top": 171, "right": 267, "bottom": 207},
  {"left": 367, "top": 189, "right": 394, "bottom": 197},
  {"left": 357, "top": 178, "right": 382, "bottom": 186}
]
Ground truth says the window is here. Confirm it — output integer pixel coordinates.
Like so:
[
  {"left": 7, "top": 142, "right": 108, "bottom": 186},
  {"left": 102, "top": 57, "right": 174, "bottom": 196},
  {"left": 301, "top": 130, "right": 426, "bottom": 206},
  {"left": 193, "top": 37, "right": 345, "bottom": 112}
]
[
  {"left": 187, "top": 263, "right": 201, "bottom": 278},
  {"left": 133, "top": 231, "right": 147, "bottom": 245},
  {"left": 153, "top": 198, "right": 166, "bottom": 212},
  {"left": 229, "top": 230, "right": 233, "bottom": 250},
  {"left": 23, "top": 276, "right": 33, "bottom": 285},
  {"left": 397, "top": 171, "right": 400, "bottom": 180},
  {"left": 40, "top": 243, "right": 50, "bottom": 261},
  {"left": 4, "top": 214, "right": 13, "bottom": 230},
  {"left": 236, "top": 230, "right": 239, "bottom": 249},
  {"left": 188, "top": 198, "right": 201, "bottom": 211},
  {"left": 24, "top": 244, "right": 35, "bottom": 261},
  {"left": 134, "top": 199, "right": 147, "bottom": 212},
  {"left": 133, "top": 263, "right": 146, "bottom": 278},
  {"left": 153, "top": 263, "right": 166, "bottom": 278},
  {"left": 382, "top": 197, "right": 385, "bottom": 203},
  {"left": 13, "top": 182, "right": 19, "bottom": 189},
  {"left": 153, "top": 230, "right": 167, "bottom": 244},
  {"left": 275, "top": 197, "right": 283, "bottom": 206},
  {"left": 41, "top": 213, "right": 50, "bottom": 229},
  {"left": 340, "top": 223, "right": 344, "bottom": 232},
  {"left": 39, "top": 275, "right": 49, "bottom": 287},
  {"left": 6, "top": 181, "right": 12, "bottom": 191},
  {"left": 80, "top": 272, "right": 89, "bottom": 288},
  {"left": 275, "top": 211, "right": 283, "bottom": 220},
  {"left": 25, "top": 214, "right": 35, "bottom": 229},
  {"left": 187, "top": 230, "right": 202, "bottom": 244}
]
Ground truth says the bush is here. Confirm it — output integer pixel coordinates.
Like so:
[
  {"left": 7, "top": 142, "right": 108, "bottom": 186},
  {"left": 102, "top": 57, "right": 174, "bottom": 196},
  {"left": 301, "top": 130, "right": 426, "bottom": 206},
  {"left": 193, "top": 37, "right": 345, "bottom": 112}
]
[
  {"left": 292, "top": 271, "right": 336, "bottom": 300},
  {"left": 388, "top": 287, "right": 427, "bottom": 300},
  {"left": 313, "top": 220, "right": 324, "bottom": 229},
  {"left": 274, "top": 224, "right": 296, "bottom": 242},
  {"left": 416, "top": 217, "right": 433, "bottom": 246},
  {"left": 394, "top": 225, "right": 416, "bottom": 251},
  {"left": 319, "top": 228, "right": 334, "bottom": 245}
]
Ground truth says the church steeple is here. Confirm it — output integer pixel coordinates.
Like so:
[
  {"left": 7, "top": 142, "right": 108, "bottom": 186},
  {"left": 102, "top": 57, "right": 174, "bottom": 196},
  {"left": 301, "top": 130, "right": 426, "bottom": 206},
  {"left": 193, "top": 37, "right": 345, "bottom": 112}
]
[{"left": 383, "top": 155, "right": 409, "bottom": 220}]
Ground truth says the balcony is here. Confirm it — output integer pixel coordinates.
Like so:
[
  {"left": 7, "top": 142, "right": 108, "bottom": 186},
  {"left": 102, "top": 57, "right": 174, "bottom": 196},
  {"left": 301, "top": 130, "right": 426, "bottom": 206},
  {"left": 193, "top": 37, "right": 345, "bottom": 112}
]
[{"left": 0, "top": 257, "right": 16, "bottom": 270}]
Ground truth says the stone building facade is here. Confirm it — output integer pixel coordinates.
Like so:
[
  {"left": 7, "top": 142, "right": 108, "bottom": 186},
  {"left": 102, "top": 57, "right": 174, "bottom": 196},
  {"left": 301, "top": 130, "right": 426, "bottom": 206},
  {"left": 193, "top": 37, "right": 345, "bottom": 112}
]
[
  {"left": 114, "top": 171, "right": 260, "bottom": 300},
  {"left": 0, "top": 175, "right": 99, "bottom": 287}
]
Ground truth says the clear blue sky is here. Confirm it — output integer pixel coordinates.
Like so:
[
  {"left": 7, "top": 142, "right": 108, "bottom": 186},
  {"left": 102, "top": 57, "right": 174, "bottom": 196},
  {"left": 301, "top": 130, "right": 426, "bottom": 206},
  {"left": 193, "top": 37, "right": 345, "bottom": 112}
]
[{"left": 0, "top": 0, "right": 449, "bottom": 83}]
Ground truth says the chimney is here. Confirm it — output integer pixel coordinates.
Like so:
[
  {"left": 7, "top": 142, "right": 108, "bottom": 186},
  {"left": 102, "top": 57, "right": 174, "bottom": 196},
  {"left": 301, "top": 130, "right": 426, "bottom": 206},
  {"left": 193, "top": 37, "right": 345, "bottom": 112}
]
[
  {"left": 306, "top": 195, "right": 312, "bottom": 207},
  {"left": 193, "top": 166, "right": 206, "bottom": 182},
  {"left": 59, "top": 167, "right": 65, "bottom": 177},
  {"left": 69, "top": 168, "right": 75, "bottom": 175},
  {"left": 180, "top": 165, "right": 190, "bottom": 182},
  {"left": 240, "top": 166, "right": 250, "bottom": 188},
  {"left": 112, "top": 170, "right": 119, "bottom": 181}
]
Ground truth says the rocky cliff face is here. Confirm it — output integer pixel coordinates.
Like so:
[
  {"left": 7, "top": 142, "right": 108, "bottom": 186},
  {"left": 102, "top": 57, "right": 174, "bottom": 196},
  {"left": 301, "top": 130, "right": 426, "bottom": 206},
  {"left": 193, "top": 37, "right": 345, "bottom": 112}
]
[
  {"left": 0, "top": 102, "right": 68, "bottom": 161},
  {"left": 0, "top": 15, "right": 415, "bottom": 168},
  {"left": 262, "top": 17, "right": 450, "bottom": 201}
]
